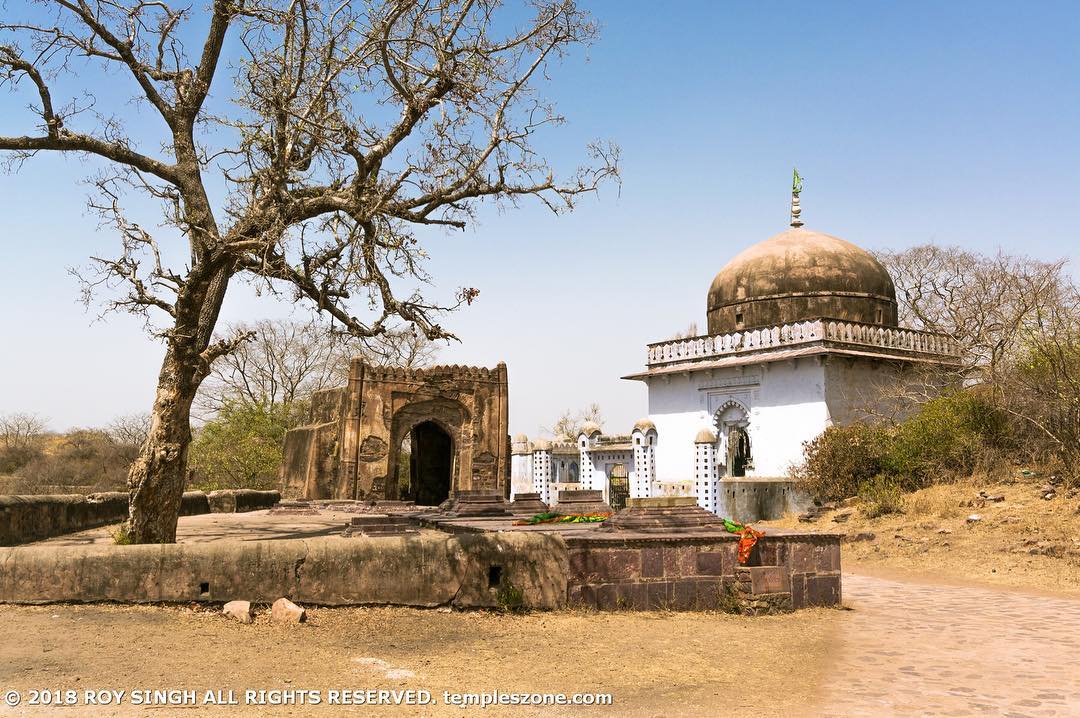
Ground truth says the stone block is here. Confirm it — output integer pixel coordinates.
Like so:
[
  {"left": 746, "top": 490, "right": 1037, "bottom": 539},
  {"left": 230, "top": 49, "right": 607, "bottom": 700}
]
[
  {"left": 641, "top": 548, "right": 664, "bottom": 578},
  {"left": 223, "top": 600, "right": 253, "bottom": 624},
  {"left": 646, "top": 581, "right": 674, "bottom": 609},
  {"left": 695, "top": 551, "right": 725, "bottom": 576},
  {"left": 270, "top": 597, "right": 306, "bottom": 624},
  {"left": 749, "top": 566, "right": 790, "bottom": 595},
  {"left": 806, "top": 574, "right": 842, "bottom": 607},
  {"left": 789, "top": 572, "right": 809, "bottom": 610}
]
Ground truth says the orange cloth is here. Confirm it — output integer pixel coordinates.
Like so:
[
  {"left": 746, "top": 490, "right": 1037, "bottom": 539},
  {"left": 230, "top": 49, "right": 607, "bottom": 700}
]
[{"left": 737, "top": 527, "right": 764, "bottom": 564}]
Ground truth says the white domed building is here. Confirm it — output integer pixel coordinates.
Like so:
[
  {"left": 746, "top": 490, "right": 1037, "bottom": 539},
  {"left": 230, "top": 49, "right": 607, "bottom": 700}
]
[{"left": 513, "top": 187, "right": 960, "bottom": 520}]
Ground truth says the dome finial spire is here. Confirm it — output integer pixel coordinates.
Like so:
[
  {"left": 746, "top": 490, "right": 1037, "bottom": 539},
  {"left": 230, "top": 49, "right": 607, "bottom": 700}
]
[{"left": 790, "top": 167, "right": 804, "bottom": 228}]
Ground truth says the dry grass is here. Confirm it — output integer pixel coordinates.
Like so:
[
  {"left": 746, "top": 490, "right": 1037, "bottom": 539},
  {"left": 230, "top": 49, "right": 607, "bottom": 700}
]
[
  {"left": 0, "top": 602, "right": 839, "bottom": 717},
  {"left": 761, "top": 470, "right": 1080, "bottom": 595}
]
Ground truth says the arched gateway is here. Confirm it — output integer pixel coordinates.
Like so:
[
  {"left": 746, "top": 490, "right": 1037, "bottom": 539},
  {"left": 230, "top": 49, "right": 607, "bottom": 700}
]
[{"left": 281, "top": 361, "right": 510, "bottom": 503}]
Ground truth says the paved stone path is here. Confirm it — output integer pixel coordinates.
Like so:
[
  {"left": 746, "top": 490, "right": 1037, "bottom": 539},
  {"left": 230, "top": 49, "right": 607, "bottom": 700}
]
[{"left": 815, "top": 573, "right": 1080, "bottom": 717}]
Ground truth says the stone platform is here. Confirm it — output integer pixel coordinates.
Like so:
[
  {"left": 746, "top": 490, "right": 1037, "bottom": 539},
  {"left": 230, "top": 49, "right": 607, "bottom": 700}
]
[{"left": 13, "top": 497, "right": 841, "bottom": 614}]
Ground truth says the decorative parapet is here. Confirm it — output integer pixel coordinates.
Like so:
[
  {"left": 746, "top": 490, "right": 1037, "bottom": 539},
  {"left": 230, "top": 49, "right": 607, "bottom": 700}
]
[
  {"left": 646, "top": 319, "right": 960, "bottom": 368},
  {"left": 349, "top": 360, "right": 508, "bottom": 383}
]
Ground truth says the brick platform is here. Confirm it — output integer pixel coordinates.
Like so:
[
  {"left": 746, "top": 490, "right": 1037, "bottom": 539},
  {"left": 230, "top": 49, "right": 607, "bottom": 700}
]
[{"left": 564, "top": 530, "right": 840, "bottom": 612}]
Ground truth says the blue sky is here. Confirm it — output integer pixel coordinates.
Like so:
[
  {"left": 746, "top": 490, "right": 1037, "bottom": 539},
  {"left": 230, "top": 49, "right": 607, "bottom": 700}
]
[{"left": 1, "top": 0, "right": 1078, "bottom": 435}]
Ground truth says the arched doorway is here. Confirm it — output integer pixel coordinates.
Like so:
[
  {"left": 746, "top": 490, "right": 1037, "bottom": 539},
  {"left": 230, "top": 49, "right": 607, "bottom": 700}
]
[
  {"left": 403, "top": 421, "right": 454, "bottom": 506},
  {"left": 727, "top": 427, "right": 751, "bottom": 477},
  {"left": 715, "top": 401, "right": 752, "bottom": 478}
]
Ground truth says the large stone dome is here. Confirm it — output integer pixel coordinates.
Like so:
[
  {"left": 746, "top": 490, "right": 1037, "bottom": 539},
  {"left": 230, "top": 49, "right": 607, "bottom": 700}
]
[{"left": 706, "top": 227, "right": 898, "bottom": 335}]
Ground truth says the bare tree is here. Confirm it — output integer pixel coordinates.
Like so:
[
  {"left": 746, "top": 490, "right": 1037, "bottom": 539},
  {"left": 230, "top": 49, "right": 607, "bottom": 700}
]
[
  {"left": 545, "top": 402, "right": 602, "bottom": 441},
  {"left": 670, "top": 321, "right": 699, "bottom": 340},
  {"left": 106, "top": 412, "right": 152, "bottom": 448},
  {"left": 0, "top": 0, "right": 617, "bottom": 541},
  {"left": 879, "top": 245, "right": 1067, "bottom": 384},
  {"left": 0, "top": 412, "right": 49, "bottom": 451},
  {"left": 195, "top": 317, "right": 436, "bottom": 418},
  {"left": 999, "top": 293, "right": 1080, "bottom": 481}
]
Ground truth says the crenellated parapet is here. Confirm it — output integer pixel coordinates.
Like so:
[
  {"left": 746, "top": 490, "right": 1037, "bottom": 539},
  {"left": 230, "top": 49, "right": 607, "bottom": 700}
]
[
  {"left": 644, "top": 318, "right": 961, "bottom": 369},
  {"left": 350, "top": 360, "right": 508, "bottom": 384}
]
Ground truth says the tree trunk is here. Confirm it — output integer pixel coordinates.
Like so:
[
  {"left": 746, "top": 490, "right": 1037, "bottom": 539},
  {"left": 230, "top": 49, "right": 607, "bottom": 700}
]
[
  {"left": 125, "top": 345, "right": 200, "bottom": 543},
  {"left": 126, "top": 262, "right": 232, "bottom": 543}
]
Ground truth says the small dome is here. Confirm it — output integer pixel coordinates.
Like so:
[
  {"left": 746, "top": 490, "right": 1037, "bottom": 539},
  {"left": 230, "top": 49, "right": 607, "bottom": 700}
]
[
  {"left": 706, "top": 227, "right": 897, "bottom": 334},
  {"left": 694, "top": 428, "right": 717, "bottom": 444},
  {"left": 513, "top": 433, "right": 529, "bottom": 443},
  {"left": 579, "top": 421, "right": 602, "bottom": 437},
  {"left": 533, "top": 439, "right": 552, "bottom": 451},
  {"left": 633, "top": 418, "right": 656, "bottom": 433}
]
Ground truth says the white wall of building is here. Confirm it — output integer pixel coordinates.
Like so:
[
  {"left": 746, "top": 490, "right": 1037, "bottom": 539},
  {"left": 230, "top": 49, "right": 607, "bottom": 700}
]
[
  {"left": 645, "top": 359, "right": 831, "bottom": 481},
  {"left": 510, "top": 452, "right": 534, "bottom": 500}
]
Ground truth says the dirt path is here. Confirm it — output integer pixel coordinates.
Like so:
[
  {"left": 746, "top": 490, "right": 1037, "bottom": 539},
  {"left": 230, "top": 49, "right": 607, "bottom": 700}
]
[
  {"left": 1, "top": 572, "right": 1078, "bottom": 717},
  {"left": 817, "top": 572, "right": 1080, "bottom": 717}
]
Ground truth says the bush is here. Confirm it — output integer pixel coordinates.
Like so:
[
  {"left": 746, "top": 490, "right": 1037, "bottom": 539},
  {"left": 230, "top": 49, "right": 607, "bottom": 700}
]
[
  {"left": 189, "top": 400, "right": 289, "bottom": 491},
  {"left": 792, "top": 423, "right": 889, "bottom": 501},
  {"left": 0, "top": 445, "right": 43, "bottom": 474},
  {"left": 794, "top": 389, "right": 1009, "bottom": 501},
  {"left": 11, "top": 429, "right": 136, "bottom": 493},
  {"left": 858, "top": 475, "right": 904, "bottom": 518},
  {"left": 883, "top": 390, "right": 1008, "bottom": 490}
]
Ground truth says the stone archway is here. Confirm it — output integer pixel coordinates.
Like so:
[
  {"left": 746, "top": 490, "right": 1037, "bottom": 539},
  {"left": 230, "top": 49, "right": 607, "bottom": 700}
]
[
  {"left": 403, "top": 420, "right": 454, "bottom": 506},
  {"left": 388, "top": 399, "right": 468, "bottom": 504}
]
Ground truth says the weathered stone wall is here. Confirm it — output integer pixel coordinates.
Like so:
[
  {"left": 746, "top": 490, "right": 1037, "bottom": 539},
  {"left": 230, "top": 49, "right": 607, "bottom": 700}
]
[
  {"left": 0, "top": 532, "right": 568, "bottom": 610},
  {"left": 0, "top": 490, "right": 278, "bottom": 546},
  {"left": 565, "top": 532, "right": 840, "bottom": 612},
  {"left": 206, "top": 489, "right": 281, "bottom": 513},
  {"left": 282, "top": 362, "right": 510, "bottom": 501},
  {"left": 716, "top": 479, "right": 813, "bottom": 523},
  {"left": 1, "top": 491, "right": 214, "bottom": 546}
]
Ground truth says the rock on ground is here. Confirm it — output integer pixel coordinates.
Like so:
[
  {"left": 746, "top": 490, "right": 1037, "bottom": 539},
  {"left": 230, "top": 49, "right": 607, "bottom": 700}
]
[
  {"left": 223, "top": 600, "right": 253, "bottom": 624},
  {"left": 271, "top": 597, "right": 306, "bottom": 624}
]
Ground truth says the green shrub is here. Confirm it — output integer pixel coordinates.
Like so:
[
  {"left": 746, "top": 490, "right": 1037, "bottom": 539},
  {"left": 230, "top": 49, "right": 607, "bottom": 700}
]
[
  {"left": 884, "top": 390, "right": 1007, "bottom": 490},
  {"left": 794, "top": 389, "right": 1009, "bottom": 501},
  {"left": 189, "top": 400, "right": 289, "bottom": 491},
  {"left": 858, "top": 475, "right": 904, "bottom": 518},
  {"left": 495, "top": 577, "right": 525, "bottom": 613},
  {"left": 792, "top": 423, "right": 889, "bottom": 501}
]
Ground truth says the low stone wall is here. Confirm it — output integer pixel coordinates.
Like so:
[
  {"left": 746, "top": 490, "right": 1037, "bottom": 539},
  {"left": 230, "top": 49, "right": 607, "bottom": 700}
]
[
  {"left": 207, "top": 489, "right": 281, "bottom": 513},
  {"left": 0, "top": 532, "right": 568, "bottom": 610},
  {"left": 565, "top": 532, "right": 841, "bottom": 612},
  {"left": 0, "top": 493, "right": 128, "bottom": 546},
  {"left": 717, "top": 479, "right": 813, "bottom": 523},
  {"left": 1, "top": 491, "right": 220, "bottom": 546}
]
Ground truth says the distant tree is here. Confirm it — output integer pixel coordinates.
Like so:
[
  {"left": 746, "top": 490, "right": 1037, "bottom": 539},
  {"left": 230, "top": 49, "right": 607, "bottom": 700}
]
[
  {"left": 12, "top": 427, "right": 137, "bottom": 493},
  {"left": 189, "top": 400, "right": 289, "bottom": 491},
  {"left": 0, "top": 412, "right": 48, "bottom": 451},
  {"left": 999, "top": 295, "right": 1080, "bottom": 481},
  {"left": 195, "top": 318, "right": 436, "bottom": 420},
  {"left": 0, "top": 1, "right": 617, "bottom": 541},
  {"left": 878, "top": 245, "right": 1067, "bottom": 384},
  {"left": 670, "top": 322, "right": 699, "bottom": 339},
  {"left": 106, "top": 413, "right": 151, "bottom": 449},
  {"left": 0, "top": 412, "right": 48, "bottom": 474},
  {"left": 546, "top": 403, "right": 603, "bottom": 441}
]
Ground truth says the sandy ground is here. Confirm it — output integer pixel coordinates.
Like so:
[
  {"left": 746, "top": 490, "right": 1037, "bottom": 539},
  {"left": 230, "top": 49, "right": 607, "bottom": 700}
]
[
  {"left": 3, "top": 571, "right": 1079, "bottom": 717},
  {"left": 0, "top": 603, "right": 835, "bottom": 718}
]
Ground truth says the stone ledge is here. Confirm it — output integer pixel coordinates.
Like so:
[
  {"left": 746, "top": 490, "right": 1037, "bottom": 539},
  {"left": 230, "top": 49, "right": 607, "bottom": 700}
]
[{"left": 0, "top": 532, "right": 568, "bottom": 610}]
